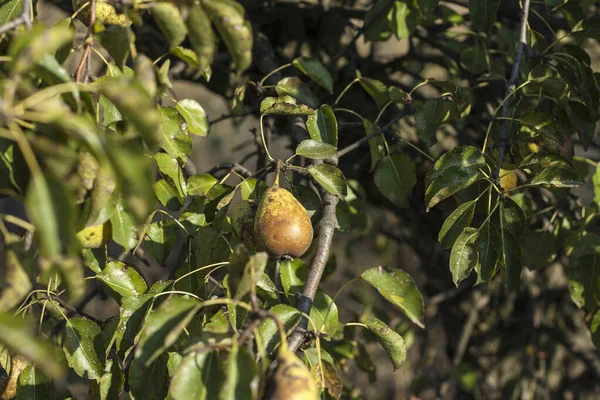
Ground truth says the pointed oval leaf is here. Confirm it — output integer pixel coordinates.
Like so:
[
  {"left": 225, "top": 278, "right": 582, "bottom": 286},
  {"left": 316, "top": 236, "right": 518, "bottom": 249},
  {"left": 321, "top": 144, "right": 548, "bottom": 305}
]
[
  {"left": 309, "top": 291, "right": 339, "bottom": 338},
  {"left": 135, "top": 295, "right": 201, "bottom": 366},
  {"left": 306, "top": 105, "right": 338, "bottom": 146},
  {"left": 275, "top": 77, "right": 319, "bottom": 108},
  {"left": 374, "top": 153, "right": 417, "bottom": 208},
  {"left": 204, "top": 0, "right": 253, "bottom": 74},
  {"left": 426, "top": 167, "right": 482, "bottom": 209},
  {"left": 151, "top": 2, "right": 187, "bottom": 48},
  {"left": 501, "top": 227, "right": 523, "bottom": 290},
  {"left": 109, "top": 198, "right": 138, "bottom": 251},
  {"left": 449, "top": 227, "right": 479, "bottom": 287},
  {"left": 363, "top": 119, "right": 386, "bottom": 172},
  {"left": 257, "top": 304, "right": 301, "bottom": 354},
  {"left": 159, "top": 107, "right": 192, "bottom": 160},
  {"left": 143, "top": 221, "right": 178, "bottom": 265},
  {"left": 307, "top": 164, "right": 347, "bottom": 199},
  {"left": 514, "top": 111, "right": 564, "bottom": 143},
  {"left": 129, "top": 353, "right": 169, "bottom": 400},
  {"left": 16, "top": 365, "right": 56, "bottom": 399},
  {"left": 500, "top": 197, "right": 526, "bottom": 238},
  {"left": 475, "top": 222, "right": 501, "bottom": 283},
  {"left": 187, "top": 173, "right": 218, "bottom": 197},
  {"left": 176, "top": 99, "right": 209, "bottom": 137},
  {"left": 358, "top": 76, "right": 390, "bottom": 108},
  {"left": 185, "top": 4, "right": 215, "bottom": 78},
  {"left": 219, "top": 340, "right": 256, "bottom": 400},
  {"left": 364, "top": 318, "right": 406, "bottom": 371},
  {"left": 439, "top": 200, "right": 477, "bottom": 248},
  {"left": 469, "top": 0, "right": 500, "bottom": 33},
  {"left": 426, "top": 146, "right": 485, "bottom": 181},
  {"left": 63, "top": 318, "right": 104, "bottom": 379},
  {"left": 292, "top": 57, "right": 334, "bottom": 93},
  {"left": 416, "top": 98, "right": 447, "bottom": 146},
  {"left": 279, "top": 258, "right": 307, "bottom": 294},
  {"left": 296, "top": 140, "right": 337, "bottom": 159},
  {"left": 154, "top": 152, "right": 187, "bottom": 199},
  {"left": 360, "top": 266, "right": 424, "bottom": 328},
  {"left": 169, "top": 350, "right": 223, "bottom": 400},
  {"left": 96, "top": 261, "right": 148, "bottom": 300}
]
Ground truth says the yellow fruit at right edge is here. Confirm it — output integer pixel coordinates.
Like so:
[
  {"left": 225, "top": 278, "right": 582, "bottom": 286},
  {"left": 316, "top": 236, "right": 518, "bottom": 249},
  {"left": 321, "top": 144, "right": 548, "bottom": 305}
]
[
  {"left": 254, "top": 186, "right": 313, "bottom": 258},
  {"left": 499, "top": 169, "right": 517, "bottom": 194},
  {"left": 76, "top": 221, "right": 112, "bottom": 248},
  {"left": 267, "top": 346, "right": 318, "bottom": 400}
]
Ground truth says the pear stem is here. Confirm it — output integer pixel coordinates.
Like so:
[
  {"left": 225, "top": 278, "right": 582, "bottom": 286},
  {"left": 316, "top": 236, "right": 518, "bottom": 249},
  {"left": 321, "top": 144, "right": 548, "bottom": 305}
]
[{"left": 274, "top": 160, "right": 283, "bottom": 187}]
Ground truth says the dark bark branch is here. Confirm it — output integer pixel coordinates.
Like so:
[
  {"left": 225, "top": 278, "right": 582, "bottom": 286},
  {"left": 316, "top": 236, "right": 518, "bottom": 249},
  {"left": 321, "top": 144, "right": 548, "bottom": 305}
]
[
  {"left": 336, "top": 108, "right": 412, "bottom": 158},
  {"left": 288, "top": 183, "right": 339, "bottom": 352},
  {"left": 493, "top": 0, "right": 531, "bottom": 180}
]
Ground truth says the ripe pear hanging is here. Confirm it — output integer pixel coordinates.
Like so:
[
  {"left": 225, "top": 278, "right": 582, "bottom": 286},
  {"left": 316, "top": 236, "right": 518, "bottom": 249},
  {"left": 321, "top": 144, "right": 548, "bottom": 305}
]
[
  {"left": 265, "top": 345, "right": 318, "bottom": 400},
  {"left": 254, "top": 175, "right": 313, "bottom": 258}
]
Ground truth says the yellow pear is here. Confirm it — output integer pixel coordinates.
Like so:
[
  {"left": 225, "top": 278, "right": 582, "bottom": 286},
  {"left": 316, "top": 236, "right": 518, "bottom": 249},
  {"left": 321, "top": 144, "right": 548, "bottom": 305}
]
[
  {"left": 266, "top": 346, "right": 318, "bottom": 400},
  {"left": 254, "top": 183, "right": 313, "bottom": 259}
]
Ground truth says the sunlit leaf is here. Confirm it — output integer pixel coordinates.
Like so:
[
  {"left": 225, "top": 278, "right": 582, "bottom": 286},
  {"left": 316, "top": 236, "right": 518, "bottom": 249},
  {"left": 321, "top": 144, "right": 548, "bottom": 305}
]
[
  {"left": 292, "top": 57, "right": 334, "bottom": 93},
  {"left": 63, "top": 318, "right": 104, "bottom": 379},
  {"left": 306, "top": 105, "right": 338, "bottom": 146},
  {"left": 449, "top": 227, "right": 479, "bottom": 286},
  {"left": 307, "top": 164, "right": 347, "bottom": 198}
]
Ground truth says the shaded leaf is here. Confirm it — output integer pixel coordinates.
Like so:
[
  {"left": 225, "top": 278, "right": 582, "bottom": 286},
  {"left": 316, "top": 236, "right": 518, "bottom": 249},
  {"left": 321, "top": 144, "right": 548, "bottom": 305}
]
[
  {"left": 306, "top": 105, "right": 338, "bottom": 146},
  {"left": 257, "top": 305, "right": 301, "bottom": 354},
  {"left": 185, "top": 4, "right": 215, "bottom": 78},
  {"left": 63, "top": 318, "right": 103, "bottom": 379},
  {"left": 425, "top": 167, "right": 482, "bottom": 209},
  {"left": 439, "top": 200, "right": 477, "bottom": 248},
  {"left": 151, "top": 2, "right": 187, "bottom": 48},
  {"left": 309, "top": 291, "right": 339, "bottom": 338},
  {"left": 469, "top": 0, "right": 500, "bottom": 33},
  {"left": 129, "top": 353, "right": 169, "bottom": 400},
  {"left": 416, "top": 98, "right": 447, "bottom": 145},
  {"left": 292, "top": 57, "right": 334, "bottom": 93},
  {"left": 358, "top": 76, "right": 390, "bottom": 108},
  {"left": 275, "top": 77, "right": 319, "bottom": 108},
  {"left": 373, "top": 153, "right": 417, "bottom": 208},
  {"left": 169, "top": 350, "right": 223, "bottom": 400},
  {"left": 219, "top": 340, "right": 256, "bottom": 400}
]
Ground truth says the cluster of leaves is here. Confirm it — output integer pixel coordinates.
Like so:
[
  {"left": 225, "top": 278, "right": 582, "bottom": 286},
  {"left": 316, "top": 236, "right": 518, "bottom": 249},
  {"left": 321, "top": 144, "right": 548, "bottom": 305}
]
[{"left": 0, "top": 0, "right": 599, "bottom": 398}]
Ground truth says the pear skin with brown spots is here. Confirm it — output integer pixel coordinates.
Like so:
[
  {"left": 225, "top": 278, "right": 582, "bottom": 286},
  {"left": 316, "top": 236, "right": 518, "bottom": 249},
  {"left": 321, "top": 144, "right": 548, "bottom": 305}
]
[{"left": 254, "top": 186, "right": 313, "bottom": 258}]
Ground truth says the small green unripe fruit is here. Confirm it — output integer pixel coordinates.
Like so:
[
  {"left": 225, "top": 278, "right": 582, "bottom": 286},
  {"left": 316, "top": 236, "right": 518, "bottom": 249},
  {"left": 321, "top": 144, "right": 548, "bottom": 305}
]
[
  {"left": 254, "top": 186, "right": 313, "bottom": 259},
  {"left": 231, "top": 200, "right": 258, "bottom": 250}
]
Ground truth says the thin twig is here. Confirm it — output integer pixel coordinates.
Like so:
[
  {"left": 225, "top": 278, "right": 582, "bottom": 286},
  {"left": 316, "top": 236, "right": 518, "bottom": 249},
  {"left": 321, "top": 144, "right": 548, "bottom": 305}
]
[
  {"left": 0, "top": 0, "right": 32, "bottom": 34},
  {"left": 74, "top": 0, "right": 97, "bottom": 83},
  {"left": 208, "top": 162, "right": 253, "bottom": 178},
  {"left": 493, "top": 0, "right": 531, "bottom": 180},
  {"left": 288, "top": 185, "right": 340, "bottom": 352},
  {"left": 452, "top": 291, "right": 490, "bottom": 366},
  {"left": 336, "top": 108, "right": 412, "bottom": 158}
]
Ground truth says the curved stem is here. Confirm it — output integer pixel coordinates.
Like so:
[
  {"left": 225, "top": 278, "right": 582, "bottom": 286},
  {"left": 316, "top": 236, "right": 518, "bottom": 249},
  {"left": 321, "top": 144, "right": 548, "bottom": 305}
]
[
  {"left": 259, "top": 63, "right": 292, "bottom": 86},
  {"left": 334, "top": 79, "right": 359, "bottom": 105},
  {"left": 259, "top": 115, "right": 275, "bottom": 162}
]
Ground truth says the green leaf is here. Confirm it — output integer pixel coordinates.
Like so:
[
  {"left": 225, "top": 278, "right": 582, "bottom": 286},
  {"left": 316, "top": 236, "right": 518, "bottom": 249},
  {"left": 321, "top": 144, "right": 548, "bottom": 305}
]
[
  {"left": 416, "top": 98, "right": 447, "bottom": 145},
  {"left": 257, "top": 304, "right": 301, "bottom": 354},
  {"left": 63, "top": 318, "right": 104, "bottom": 379},
  {"left": 307, "top": 164, "right": 347, "bottom": 199},
  {"left": 10, "top": 25, "right": 73, "bottom": 74},
  {"left": 296, "top": 140, "right": 337, "bottom": 159},
  {"left": 363, "top": 119, "right": 386, "bottom": 172},
  {"left": 500, "top": 226, "right": 523, "bottom": 290},
  {"left": 109, "top": 198, "right": 138, "bottom": 251},
  {"left": 169, "top": 350, "right": 223, "bottom": 400},
  {"left": 100, "top": 77, "right": 162, "bottom": 150},
  {"left": 0, "top": 314, "right": 66, "bottom": 381},
  {"left": 390, "top": 0, "right": 420, "bottom": 39},
  {"left": 500, "top": 197, "right": 526, "bottom": 238},
  {"left": 129, "top": 353, "right": 169, "bottom": 400},
  {"left": 373, "top": 153, "right": 417, "bottom": 208},
  {"left": 16, "top": 365, "right": 56, "bottom": 400},
  {"left": 185, "top": 4, "right": 215, "bottom": 78},
  {"left": 568, "top": 234, "right": 600, "bottom": 310},
  {"left": 425, "top": 167, "right": 482, "bottom": 209},
  {"left": 303, "top": 348, "right": 343, "bottom": 398},
  {"left": 460, "top": 42, "right": 487, "bottom": 75},
  {"left": 449, "top": 227, "right": 479, "bottom": 286},
  {"left": 176, "top": 99, "right": 209, "bottom": 137},
  {"left": 154, "top": 153, "right": 187, "bottom": 199},
  {"left": 360, "top": 266, "right": 425, "bottom": 328},
  {"left": 219, "top": 340, "right": 256, "bottom": 400},
  {"left": 171, "top": 46, "right": 199, "bottom": 69},
  {"left": 364, "top": 317, "right": 406, "bottom": 371},
  {"left": 90, "top": 359, "right": 124, "bottom": 400},
  {"left": 275, "top": 77, "right": 319, "bottom": 108},
  {"left": 115, "top": 294, "right": 154, "bottom": 360},
  {"left": 306, "top": 105, "right": 338, "bottom": 146},
  {"left": 143, "top": 221, "right": 178, "bottom": 265},
  {"left": 96, "top": 261, "right": 148, "bottom": 300},
  {"left": 204, "top": 184, "right": 235, "bottom": 222},
  {"left": 426, "top": 146, "right": 485, "bottom": 181},
  {"left": 566, "top": 101, "right": 595, "bottom": 150},
  {"left": 97, "top": 26, "right": 132, "bottom": 69},
  {"left": 363, "top": 0, "right": 395, "bottom": 41},
  {"left": 0, "top": 0, "right": 21, "bottom": 25},
  {"left": 240, "top": 178, "right": 267, "bottom": 201},
  {"left": 188, "top": 173, "right": 218, "bottom": 197},
  {"left": 260, "top": 96, "right": 315, "bottom": 115},
  {"left": 0, "top": 245, "right": 32, "bottom": 312},
  {"left": 530, "top": 165, "right": 584, "bottom": 187},
  {"left": 358, "top": 76, "right": 390, "bottom": 108},
  {"left": 582, "top": 15, "right": 600, "bottom": 41},
  {"left": 309, "top": 291, "right": 339, "bottom": 338},
  {"left": 439, "top": 200, "right": 477, "bottom": 248},
  {"left": 475, "top": 222, "right": 500, "bottom": 283},
  {"left": 228, "top": 250, "right": 268, "bottom": 301},
  {"left": 204, "top": 0, "right": 253, "bottom": 74},
  {"left": 528, "top": 64, "right": 570, "bottom": 103},
  {"left": 513, "top": 111, "right": 563, "bottom": 143},
  {"left": 135, "top": 295, "right": 201, "bottom": 366},
  {"left": 469, "top": 0, "right": 500, "bottom": 33},
  {"left": 159, "top": 107, "right": 193, "bottom": 161},
  {"left": 519, "top": 151, "right": 574, "bottom": 171},
  {"left": 279, "top": 258, "right": 307, "bottom": 294},
  {"left": 151, "top": 2, "right": 187, "bottom": 48},
  {"left": 292, "top": 57, "right": 334, "bottom": 93}
]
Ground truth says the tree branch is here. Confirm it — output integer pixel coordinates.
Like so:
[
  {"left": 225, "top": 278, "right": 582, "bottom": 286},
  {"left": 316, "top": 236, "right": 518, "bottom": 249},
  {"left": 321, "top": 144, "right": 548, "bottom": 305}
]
[
  {"left": 336, "top": 108, "right": 412, "bottom": 158},
  {"left": 493, "top": 0, "right": 531, "bottom": 180},
  {"left": 0, "top": 0, "right": 32, "bottom": 34},
  {"left": 288, "top": 182, "right": 339, "bottom": 352}
]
